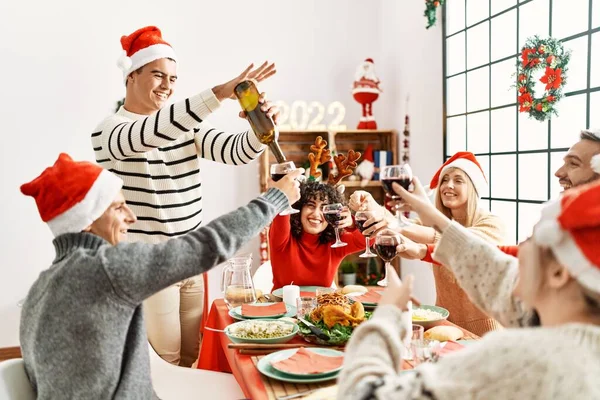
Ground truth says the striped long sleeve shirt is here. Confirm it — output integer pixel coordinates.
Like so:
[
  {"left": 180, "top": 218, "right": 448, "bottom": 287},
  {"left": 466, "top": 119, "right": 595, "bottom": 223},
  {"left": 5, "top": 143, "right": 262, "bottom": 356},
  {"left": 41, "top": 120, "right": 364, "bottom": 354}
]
[{"left": 91, "top": 89, "right": 265, "bottom": 244}]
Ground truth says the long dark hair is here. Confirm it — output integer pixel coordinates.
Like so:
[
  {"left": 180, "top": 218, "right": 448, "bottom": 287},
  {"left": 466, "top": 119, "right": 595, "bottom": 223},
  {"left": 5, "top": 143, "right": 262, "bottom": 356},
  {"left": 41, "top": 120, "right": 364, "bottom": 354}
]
[{"left": 290, "top": 180, "right": 346, "bottom": 245}]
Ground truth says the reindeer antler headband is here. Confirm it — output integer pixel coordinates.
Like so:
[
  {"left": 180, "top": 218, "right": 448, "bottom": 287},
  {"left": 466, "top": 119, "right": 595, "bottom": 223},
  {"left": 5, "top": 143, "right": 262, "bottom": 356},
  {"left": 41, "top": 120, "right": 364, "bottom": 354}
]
[{"left": 307, "top": 136, "right": 361, "bottom": 186}]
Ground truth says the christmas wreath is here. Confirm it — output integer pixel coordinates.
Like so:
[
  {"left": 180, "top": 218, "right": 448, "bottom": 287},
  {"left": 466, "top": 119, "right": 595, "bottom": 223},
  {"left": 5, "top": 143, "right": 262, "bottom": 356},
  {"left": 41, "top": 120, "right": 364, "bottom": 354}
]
[
  {"left": 517, "top": 36, "right": 571, "bottom": 122},
  {"left": 424, "top": 0, "right": 445, "bottom": 29}
]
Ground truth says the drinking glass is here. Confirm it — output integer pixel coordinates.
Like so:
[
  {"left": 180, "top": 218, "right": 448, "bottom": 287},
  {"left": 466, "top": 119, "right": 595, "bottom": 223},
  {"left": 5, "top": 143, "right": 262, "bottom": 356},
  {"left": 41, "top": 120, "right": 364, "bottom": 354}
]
[
  {"left": 270, "top": 161, "right": 301, "bottom": 215},
  {"left": 323, "top": 203, "right": 348, "bottom": 248},
  {"left": 411, "top": 339, "right": 442, "bottom": 366},
  {"left": 374, "top": 229, "right": 402, "bottom": 286},
  {"left": 380, "top": 164, "right": 413, "bottom": 227},
  {"left": 355, "top": 210, "right": 379, "bottom": 258},
  {"left": 296, "top": 296, "right": 318, "bottom": 319},
  {"left": 411, "top": 324, "right": 424, "bottom": 341},
  {"left": 402, "top": 324, "right": 424, "bottom": 360}
]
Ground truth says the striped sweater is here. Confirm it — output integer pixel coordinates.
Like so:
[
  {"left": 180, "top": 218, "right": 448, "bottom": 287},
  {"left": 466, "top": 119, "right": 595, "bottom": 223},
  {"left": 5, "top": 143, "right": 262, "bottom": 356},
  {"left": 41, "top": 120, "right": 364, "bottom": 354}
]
[{"left": 91, "top": 89, "right": 265, "bottom": 244}]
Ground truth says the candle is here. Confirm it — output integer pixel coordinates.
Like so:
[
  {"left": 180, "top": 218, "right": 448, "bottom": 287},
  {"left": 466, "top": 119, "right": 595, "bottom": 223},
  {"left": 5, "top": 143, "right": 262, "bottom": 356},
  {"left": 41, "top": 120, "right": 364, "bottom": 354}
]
[{"left": 282, "top": 285, "right": 300, "bottom": 308}]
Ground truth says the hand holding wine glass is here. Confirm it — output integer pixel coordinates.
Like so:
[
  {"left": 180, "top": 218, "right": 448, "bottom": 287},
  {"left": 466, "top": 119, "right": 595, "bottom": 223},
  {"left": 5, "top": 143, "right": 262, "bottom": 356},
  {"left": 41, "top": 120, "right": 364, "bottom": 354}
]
[
  {"left": 380, "top": 164, "right": 413, "bottom": 226},
  {"left": 269, "top": 166, "right": 303, "bottom": 211},
  {"left": 323, "top": 203, "right": 348, "bottom": 248},
  {"left": 349, "top": 190, "right": 380, "bottom": 212},
  {"left": 270, "top": 162, "right": 305, "bottom": 215},
  {"left": 355, "top": 210, "right": 381, "bottom": 258},
  {"left": 374, "top": 229, "right": 403, "bottom": 286},
  {"left": 337, "top": 208, "right": 354, "bottom": 230},
  {"left": 391, "top": 176, "right": 451, "bottom": 232}
]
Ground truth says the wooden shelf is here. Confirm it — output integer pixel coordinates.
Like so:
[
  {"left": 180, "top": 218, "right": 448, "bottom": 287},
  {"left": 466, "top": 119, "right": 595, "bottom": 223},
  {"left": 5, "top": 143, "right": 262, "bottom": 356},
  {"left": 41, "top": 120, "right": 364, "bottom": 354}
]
[
  {"left": 342, "top": 180, "right": 382, "bottom": 188},
  {"left": 258, "top": 129, "right": 401, "bottom": 283}
]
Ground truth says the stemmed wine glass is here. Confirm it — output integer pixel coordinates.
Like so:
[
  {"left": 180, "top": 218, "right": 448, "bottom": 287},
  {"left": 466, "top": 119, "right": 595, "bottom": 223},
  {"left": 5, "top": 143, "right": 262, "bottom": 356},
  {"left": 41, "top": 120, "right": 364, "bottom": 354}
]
[
  {"left": 374, "top": 229, "right": 402, "bottom": 286},
  {"left": 323, "top": 203, "right": 348, "bottom": 248},
  {"left": 270, "top": 161, "right": 303, "bottom": 215},
  {"left": 380, "top": 164, "right": 413, "bottom": 227},
  {"left": 355, "top": 210, "right": 379, "bottom": 258}
]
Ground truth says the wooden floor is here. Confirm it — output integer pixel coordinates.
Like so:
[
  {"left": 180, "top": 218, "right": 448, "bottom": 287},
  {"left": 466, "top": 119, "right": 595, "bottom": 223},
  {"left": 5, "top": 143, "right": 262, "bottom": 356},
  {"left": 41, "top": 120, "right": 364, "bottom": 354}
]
[{"left": 0, "top": 347, "right": 22, "bottom": 361}]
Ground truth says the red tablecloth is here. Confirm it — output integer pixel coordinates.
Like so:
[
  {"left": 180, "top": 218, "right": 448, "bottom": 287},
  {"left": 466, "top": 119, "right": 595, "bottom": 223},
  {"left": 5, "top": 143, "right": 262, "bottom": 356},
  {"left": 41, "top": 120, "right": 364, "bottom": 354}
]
[
  {"left": 198, "top": 299, "right": 313, "bottom": 400},
  {"left": 197, "top": 299, "right": 478, "bottom": 399}
]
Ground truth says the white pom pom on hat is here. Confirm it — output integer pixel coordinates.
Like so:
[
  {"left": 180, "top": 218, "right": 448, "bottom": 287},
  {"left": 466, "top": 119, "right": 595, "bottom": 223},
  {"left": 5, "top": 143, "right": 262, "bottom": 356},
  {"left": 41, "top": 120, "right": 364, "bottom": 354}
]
[
  {"left": 116, "top": 50, "right": 132, "bottom": 72},
  {"left": 533, "top": 219, "right": 563, "bottom": 247}
]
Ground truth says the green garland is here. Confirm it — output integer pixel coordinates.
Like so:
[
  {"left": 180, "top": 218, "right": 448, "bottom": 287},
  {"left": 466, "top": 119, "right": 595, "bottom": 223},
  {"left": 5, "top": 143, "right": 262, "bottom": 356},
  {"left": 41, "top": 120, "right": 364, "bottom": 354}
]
[
  {"left": 425, "top": 0, "right": 445, "bottom": 29},
  {"left": 516, "top": 36, "right": 571, "bottom": 122}
]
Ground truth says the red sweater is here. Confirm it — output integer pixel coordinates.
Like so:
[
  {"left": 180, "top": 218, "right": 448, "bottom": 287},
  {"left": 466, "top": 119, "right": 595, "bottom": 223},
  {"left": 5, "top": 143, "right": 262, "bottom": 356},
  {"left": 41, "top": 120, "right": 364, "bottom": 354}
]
[
  {"left": 423, "top": 244, "right": 519, "bottom": 264},
  {"left": 268, "top": 215, "right": 366, "bottom": 291}
]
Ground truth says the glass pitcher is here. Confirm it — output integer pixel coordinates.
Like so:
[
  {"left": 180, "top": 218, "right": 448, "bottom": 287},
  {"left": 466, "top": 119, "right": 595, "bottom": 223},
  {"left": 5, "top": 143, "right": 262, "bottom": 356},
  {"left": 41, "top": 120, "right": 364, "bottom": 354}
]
[{"left": 221, "top": 255, "right": 257, "bottom": 310}]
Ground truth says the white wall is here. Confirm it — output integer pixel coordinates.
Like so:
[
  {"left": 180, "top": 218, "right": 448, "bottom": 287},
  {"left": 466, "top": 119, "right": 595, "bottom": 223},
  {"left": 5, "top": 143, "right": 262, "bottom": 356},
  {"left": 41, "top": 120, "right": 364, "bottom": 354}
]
[
  {"left": 0, "top": 0, "right": 442, "bottom": 346},
  {"left": 379, "top": 1, "right": 444, "bottom": 305}
]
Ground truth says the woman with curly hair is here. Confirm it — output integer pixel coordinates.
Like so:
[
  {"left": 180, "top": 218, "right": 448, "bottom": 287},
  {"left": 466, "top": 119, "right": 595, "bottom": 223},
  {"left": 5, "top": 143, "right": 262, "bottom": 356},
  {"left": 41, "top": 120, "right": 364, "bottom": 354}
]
[{"left": 268, "top": 180, "right": 381, "bottom": 291}]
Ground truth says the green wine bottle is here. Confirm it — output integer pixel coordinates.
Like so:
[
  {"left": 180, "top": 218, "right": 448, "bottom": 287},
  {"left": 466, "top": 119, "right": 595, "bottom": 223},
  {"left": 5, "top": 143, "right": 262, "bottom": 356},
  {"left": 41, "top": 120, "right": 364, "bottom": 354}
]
[{"left": 234, "top": 80, "right": 286, "bottom": 163}]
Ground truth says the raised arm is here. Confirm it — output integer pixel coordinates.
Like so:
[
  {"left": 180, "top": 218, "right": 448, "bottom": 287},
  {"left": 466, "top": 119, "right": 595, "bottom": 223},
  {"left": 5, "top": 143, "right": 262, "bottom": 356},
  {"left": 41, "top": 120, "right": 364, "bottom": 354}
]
[
  {"left": 432, "top": 223, "right": 529, "bottom": 327},
  {"left": 391, "top": 178, "right": 531, "bottom": 327},
  {"left": 99, "top": 188, "right": 287, "bottom": 305},
  {"left": 92, "top": 62, "right": 277, "bottom": 163},
  {"left": 193, "top": 120, "right": 265, "bottom": 165},
  {"left": 92, "top": 90, "right": 220, "bottom": 162},
  {"left": 99, "top": 170, "right": 301, "bottom": 305}
]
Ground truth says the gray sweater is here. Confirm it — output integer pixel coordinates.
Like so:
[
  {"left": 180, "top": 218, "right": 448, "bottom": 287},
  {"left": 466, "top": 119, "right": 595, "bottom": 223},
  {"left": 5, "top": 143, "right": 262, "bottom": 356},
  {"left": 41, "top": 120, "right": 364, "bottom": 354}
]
[{"left": 20, "top": 188, "right": 288, "bottom": 399}]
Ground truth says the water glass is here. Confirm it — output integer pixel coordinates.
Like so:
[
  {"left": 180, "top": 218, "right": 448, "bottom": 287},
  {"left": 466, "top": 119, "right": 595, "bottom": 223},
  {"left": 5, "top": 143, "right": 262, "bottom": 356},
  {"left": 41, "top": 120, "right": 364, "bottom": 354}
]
[
  {"left": 411, "top": 324, "right": 424, "bottom": 341},
  {"left": 411, "top": 339, "right": 442, "bottom": 366},
  {"left": 296, "top": 296, "right": 318, "bottom": 319}
]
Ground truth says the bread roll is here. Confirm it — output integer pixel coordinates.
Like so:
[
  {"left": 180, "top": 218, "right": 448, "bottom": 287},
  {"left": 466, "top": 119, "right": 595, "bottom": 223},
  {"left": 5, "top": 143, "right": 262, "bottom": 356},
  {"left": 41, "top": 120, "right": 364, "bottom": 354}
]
[
  {"left": 341, "top": 285, "right": 368, "bottom": 295},
  {"left": 424, "top": 325, "right": 464, "bottom": 342}
]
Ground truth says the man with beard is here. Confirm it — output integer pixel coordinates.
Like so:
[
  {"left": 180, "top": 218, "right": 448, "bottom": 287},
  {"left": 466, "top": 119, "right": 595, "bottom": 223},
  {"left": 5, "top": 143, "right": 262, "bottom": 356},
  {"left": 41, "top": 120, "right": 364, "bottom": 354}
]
[{"left": 555, "top": 128, "right": 600, "bottom": 190}]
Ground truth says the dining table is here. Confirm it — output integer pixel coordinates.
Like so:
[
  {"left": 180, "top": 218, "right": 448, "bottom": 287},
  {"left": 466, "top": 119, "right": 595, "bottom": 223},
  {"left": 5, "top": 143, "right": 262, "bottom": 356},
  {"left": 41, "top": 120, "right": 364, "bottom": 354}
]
[{"left": 197, "top": 297, "right": 480, "bottom": 400}]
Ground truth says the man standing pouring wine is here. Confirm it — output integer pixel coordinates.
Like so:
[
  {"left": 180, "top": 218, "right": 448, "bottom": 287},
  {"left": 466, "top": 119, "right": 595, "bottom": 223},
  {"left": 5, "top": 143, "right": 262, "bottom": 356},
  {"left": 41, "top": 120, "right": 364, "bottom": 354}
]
[{"left": 91, "top": 25, "right": 281, "bottom": 367}]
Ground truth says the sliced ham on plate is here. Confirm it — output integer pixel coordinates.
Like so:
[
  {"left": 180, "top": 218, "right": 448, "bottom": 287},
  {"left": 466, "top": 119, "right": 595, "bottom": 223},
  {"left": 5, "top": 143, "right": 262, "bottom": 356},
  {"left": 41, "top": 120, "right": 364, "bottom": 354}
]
[
  {"left": 271, "top": 347, "right": 344, "bottom": 375},
  {"left": 241, "top": 302, "right": 287, "bottom": 317},
  {"left": 352, "top": 290, "right": 382, "bottom": 304}
]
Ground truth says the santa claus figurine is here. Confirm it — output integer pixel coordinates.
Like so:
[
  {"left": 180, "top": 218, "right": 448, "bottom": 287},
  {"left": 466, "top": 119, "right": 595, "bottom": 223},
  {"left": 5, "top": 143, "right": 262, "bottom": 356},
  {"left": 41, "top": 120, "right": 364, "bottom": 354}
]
[{"left": 352, "top": 58, "right": 382, "bottom": 129}]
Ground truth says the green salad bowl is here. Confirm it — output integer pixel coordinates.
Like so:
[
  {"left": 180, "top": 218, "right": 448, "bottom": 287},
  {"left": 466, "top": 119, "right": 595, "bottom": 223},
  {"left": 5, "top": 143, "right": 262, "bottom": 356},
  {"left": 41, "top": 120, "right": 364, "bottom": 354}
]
[{"left": 225, "top": 319, "right": 298, "bottom": 344}]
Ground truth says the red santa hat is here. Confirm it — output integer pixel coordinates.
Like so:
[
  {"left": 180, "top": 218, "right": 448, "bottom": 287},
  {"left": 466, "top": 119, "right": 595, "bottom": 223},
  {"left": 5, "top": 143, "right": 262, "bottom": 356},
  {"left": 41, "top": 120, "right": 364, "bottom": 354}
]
[
  {"left": 429, "top": 151, "right": 488, "bottom": 197},
  {"left": 365, "top": 58, "right": 374, "bottom": 64},
  {"left": 21, "top": 153, "right": 123, "bottom": 237},
  {"left": 533, "top": 181, "right": 600, "bottom": 293},
  {"left": 117, "top": 26, "right": 177, "bottom": 83}
]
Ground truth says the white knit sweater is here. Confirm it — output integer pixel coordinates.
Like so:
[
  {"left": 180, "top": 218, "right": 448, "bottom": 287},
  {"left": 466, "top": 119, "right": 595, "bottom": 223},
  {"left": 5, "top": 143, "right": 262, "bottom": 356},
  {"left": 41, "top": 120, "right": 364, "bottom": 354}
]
[
  {"left": 338, "top": 222, "right": 600, "bottom": 399},
  {"left": 91, "top": 89, "right": 265, "bottom": 244}
]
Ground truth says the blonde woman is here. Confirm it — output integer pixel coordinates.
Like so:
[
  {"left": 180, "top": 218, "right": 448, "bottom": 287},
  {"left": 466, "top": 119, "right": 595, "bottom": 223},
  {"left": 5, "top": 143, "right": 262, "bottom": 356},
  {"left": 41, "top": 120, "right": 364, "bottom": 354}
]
[
  {"left": 351, "top": 152, "right": 507, "bottom": 335},
  {"left": 405, "top": 152, "right": 508, "bottom": 335}
]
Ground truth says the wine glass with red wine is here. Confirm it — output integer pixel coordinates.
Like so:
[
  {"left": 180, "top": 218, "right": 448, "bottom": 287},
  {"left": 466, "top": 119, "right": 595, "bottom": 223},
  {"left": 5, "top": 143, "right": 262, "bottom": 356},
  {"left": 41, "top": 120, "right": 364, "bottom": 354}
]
[
  {"left": 380, "top": 164, "right": 413, "bottom": 227},
  {"left": 270, "top": 161, "right": 301, "bottom": 215},
  {"left": 323, "top": 203, "right": 348, "bottom": 248},
  {"left": 374, "top": 229, "right": 402, "bottom": 286},
  {"left": 355, "top": 210, "right": 379, "bottom": 258}
]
